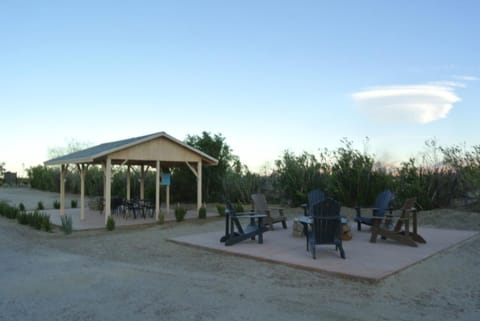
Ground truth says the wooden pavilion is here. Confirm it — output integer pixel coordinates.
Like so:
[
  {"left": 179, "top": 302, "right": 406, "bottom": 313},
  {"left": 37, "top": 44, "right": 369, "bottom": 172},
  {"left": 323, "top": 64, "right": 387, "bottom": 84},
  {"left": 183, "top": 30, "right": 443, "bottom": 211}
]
[{"left": 44, "top": 132, "right": 218, "bottom": 224}]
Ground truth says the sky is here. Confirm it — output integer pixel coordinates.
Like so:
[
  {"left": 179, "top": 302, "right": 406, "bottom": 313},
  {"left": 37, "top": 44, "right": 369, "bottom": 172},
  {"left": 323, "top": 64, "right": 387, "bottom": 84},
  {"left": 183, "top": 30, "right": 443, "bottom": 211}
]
[{"left": 1, "top": 0, "right": 479, "bottom": 176}]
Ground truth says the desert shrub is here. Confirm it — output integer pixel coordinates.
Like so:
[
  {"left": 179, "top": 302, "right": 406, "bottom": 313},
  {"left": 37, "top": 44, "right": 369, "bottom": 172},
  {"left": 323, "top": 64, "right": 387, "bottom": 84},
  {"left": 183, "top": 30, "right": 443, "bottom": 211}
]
[
  {"left": 216, "top": 204, "right": 226, "bottom": 217},
  {"left": 2, "top": 203, "right": 18, "bottom": 219},
  {"left": 198, "top": 206, "right": 207, "bottom": 219},
  {"left": 16, "top": 211, "right": 51, "bottom": 232},
  {"left": 106, "top": 216, "right": 115, "bottom": 231},
  {"left": 71, "top": 199, "right": 78, "bottom": 208},
  {"left": 174, "top": 206, "right": 187, "bottom": 222},
  {"left": 60, "top": 215, "right": 73, "bottom": 235},
  {"left": 273, "top": 150, "right": 325, "bottom": 206},
  {"left": 37, "top": 201, "right": 44, "bottom": 210},
  {"left": 30, "top": 211, "right": 43, "bottom": 229},
  {"left": 17, "top": 212, "right": 28, "bottom": 225},
  {"left": 233, "top": 203, "right": 244, "bottom": 213},
  {"left": 42, "top": 214, "right": 51, "bottom": 232},
  {"left": 53, "top": 200, "right": 60, "bottom": 209},
  {"left": 157, "top": 212, "right": 164, "bottom": 224}
]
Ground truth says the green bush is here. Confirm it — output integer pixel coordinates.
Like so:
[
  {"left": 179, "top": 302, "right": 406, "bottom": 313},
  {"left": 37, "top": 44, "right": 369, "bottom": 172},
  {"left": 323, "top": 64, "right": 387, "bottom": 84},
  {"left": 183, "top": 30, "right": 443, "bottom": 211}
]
[
  {"left": 216, "top": 205, "right": 226, "bottom": 217},
  {"left": 157, "top": 212, "right": 164, "bottom": 224},
  {"left": 5, "top": 205, "right": 18, "bottom": 219},
  {"left": 106, "top": 216, "right": 115, "bottom": 231},
  {"left": 30, "top": 211, "right": 43, "bottom": 230},
  {"left": 198, "top": 206, "right": 207, "bottom": 219},
  {"left": 233, "top": 203, "right": 244, "bottom": 213},
  {"left": 16, "top": 211, "right": 51, "bottom": 232},
  {"left": 17, "top": 212, "right": 28, "bottom": 225},
  {"left": 174, "top": 206, "right": 187, "bottom": 222},
  {"left": 60, "top": 215, "right": 73, "bottom": 235},
  {"left": 71, "top": 199, "right": 78, "bottom": 208},
  {"left": 37, "top": 201, "right": 44, "bottom": 210},
  {"left": 42, "top": 214, "right": 51, "bottom": 232},
  {"left": 18, "top": 202, "right": 25, "bottom": 212},
  {"left": 53, "top": 200, "right": 60, "bottom": 209}
]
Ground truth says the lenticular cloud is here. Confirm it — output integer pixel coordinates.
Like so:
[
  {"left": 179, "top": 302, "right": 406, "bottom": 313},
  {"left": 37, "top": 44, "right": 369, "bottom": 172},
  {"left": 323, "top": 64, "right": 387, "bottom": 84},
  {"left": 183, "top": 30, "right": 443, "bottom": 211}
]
[{"left": 352, "top": 84, "right": 461, "bottom": 124}]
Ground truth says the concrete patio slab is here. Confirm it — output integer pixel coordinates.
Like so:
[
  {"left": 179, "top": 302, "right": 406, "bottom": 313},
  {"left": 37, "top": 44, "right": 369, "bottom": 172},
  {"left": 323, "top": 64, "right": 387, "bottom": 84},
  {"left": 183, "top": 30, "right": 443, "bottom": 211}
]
[{"left": 170, "top": 226, "right": 478, "bottom": 282}]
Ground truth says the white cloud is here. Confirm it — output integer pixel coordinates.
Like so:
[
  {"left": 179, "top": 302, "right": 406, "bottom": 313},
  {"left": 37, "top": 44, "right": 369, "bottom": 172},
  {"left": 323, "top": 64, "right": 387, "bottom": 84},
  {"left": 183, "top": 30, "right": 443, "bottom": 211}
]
[
  {"left": 352, "top": 84, "right": 461, "bottom": 124},
  {"left": 453, "top": 75, "right": 478, "bottom": 81}
]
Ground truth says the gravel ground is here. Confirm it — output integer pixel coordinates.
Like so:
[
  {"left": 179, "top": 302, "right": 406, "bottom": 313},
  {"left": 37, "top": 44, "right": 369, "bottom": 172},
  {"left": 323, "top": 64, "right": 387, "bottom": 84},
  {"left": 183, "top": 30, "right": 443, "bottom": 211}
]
[{"left": 0, "top": 188, "right": 479, "bottom": 321}]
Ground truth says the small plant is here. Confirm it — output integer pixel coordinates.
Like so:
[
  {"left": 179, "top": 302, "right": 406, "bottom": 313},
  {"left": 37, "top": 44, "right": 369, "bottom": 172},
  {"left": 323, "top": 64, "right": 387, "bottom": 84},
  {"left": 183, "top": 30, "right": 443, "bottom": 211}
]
[
  {"left": 106, "top": 216, "right": 115, "bottom": 231},
  {"left": 234, "top": 203, "right": 244, "bottom": 213},
  {"left": 31, "top": 211, "right": 42, "bottom": 230},
  {"left": 53, "top": 200, "right": 60, "bottom": 209},
  {"left": 71, "top": 200, "right": 78, "bottom": 208},
  {"left": 37, "top": 201, "right": 44, "bottom": 210},
  {"left": 198, "top": 206, "right": 207, "bottom": 219},
  {"left": 157, "top": 212, "right": 165, "bottom": 224},
  {"left": 60, "top": 215, "right": 73, "bottom": 235},
  {"left": 216, "top": 205, "right": 225, "bottom": 217},
  {"left": 17, "top": 212, "right": 28, "bottom": 225},
  {"left": 42, "top": 214, "right": 51, "bottom": 232},
  {"left": 18, "top": 202, "right": 26, "bottom": 212},
  {"left": 174, "top": 206, "right": 187, "bottom": 222}
]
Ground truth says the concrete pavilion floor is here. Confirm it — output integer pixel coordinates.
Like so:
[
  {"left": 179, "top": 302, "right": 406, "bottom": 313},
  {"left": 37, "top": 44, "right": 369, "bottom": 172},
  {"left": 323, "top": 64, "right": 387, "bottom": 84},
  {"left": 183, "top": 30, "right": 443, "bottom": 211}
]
[
  {"left": 170, "top": 224, "right": 478, "bottom": 282},
  {"left": 45, "top": 206, "right": 217, "bottom": 230}
]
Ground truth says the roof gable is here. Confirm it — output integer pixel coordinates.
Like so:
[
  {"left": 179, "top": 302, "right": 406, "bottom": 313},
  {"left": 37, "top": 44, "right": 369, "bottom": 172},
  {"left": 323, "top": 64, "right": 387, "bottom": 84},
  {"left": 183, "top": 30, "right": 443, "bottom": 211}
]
[{"left": 44, "top": 132, "right": 218, "bottom": 166}]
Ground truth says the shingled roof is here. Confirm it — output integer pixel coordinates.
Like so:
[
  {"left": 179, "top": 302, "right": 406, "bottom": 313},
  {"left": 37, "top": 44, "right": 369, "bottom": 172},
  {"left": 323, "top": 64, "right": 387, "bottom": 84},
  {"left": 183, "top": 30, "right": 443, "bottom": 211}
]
[{"left": 44, "top": 131, "right": 218, "bottom": 166}]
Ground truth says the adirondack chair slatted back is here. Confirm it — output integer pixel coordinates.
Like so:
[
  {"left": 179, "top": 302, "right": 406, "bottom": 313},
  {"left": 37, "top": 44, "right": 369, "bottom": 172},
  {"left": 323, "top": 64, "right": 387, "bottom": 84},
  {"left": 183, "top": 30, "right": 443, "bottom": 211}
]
[
  {"left": 251, "top": 193, "right": 269, "bottom": 213},
  {"left": 311, "top": 198, "right": 342, "bottom": 244},
  {"left": 373, "top": 190, "right": 393, "bottom": 217},
  {"left": 307, "top": 189, "right": 325, "bottom": 214}
]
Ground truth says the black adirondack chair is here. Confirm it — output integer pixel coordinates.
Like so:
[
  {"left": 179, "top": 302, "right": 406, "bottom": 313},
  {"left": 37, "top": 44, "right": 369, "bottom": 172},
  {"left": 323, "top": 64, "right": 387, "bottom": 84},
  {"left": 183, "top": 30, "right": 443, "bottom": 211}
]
[
  {"left": 220, "top": 200, "right": 268, "bottom": 246},
  {"left": 307, "top": 198, "right": 345, "bottom": 259},
  {"left": 354, "top": 190, "right": 393, "bottom": 231}
]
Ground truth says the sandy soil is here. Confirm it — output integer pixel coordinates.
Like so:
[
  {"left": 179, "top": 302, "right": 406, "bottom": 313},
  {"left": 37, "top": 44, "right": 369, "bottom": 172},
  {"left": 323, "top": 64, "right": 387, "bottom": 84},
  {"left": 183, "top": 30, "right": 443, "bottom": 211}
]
[{"left": 0, "top": 187, "right": 479, "bottom": 321}]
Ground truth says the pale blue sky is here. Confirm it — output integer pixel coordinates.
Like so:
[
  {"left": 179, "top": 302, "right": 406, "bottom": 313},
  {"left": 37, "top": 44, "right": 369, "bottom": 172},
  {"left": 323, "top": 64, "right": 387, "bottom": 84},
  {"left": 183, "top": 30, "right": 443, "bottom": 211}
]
[{"left": 1, "top": 0, "right": 479, "bottom": 176}]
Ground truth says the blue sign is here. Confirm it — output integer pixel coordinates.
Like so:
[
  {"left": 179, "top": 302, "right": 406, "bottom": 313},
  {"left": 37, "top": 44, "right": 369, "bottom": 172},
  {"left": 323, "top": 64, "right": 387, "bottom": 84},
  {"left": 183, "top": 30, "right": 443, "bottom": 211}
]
[{"left": 161, "top": 173, "right": 171, "bottom": 186}]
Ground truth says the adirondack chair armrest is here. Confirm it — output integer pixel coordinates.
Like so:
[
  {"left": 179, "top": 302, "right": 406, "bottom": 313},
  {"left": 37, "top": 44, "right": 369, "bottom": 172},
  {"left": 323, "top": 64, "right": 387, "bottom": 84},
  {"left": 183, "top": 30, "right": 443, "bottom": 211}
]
[
  {"left": 269, "top": 207, "right": 284, "bottom": 215},
  {"left": 316, "top": 216, "right": 341, "bottom": 221},
  {"left": 300, "top": 203, "right": 308, "bottom": 215},
  {"left": 354, "top": 206, "right": 370, "bottom": 217}
]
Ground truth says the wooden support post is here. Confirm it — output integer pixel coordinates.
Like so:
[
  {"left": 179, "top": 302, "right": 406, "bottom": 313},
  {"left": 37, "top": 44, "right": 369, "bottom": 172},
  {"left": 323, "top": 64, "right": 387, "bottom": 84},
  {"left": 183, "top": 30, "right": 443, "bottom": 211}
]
[
  {"left": 60, "top": 164, "right": 67, "bottom": 216},
  {"left": 104, "top": 158, "right": 112, "bottom": 225},
  {"left": 126, "top": 165, "right": 131, "bottom": 201},
  {"left": 77, "top": 164, "right": 88, "bottom": 220},
  {"left": 155, "top": 160, "right": 160, "bottom": 221},
  {"left": 140, "top": 165, "right": 145, "bottom": 200},
  {"left": 197, "top": 160, "right": 202, "bottom": 210}
]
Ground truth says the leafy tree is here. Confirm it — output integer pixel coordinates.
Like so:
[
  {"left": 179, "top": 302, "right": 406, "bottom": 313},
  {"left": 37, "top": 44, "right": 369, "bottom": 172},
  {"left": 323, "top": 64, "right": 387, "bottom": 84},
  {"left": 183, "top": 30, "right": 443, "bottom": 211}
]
[
  {"left": 47, "top": 138, "right": 92, "bottom": 159},
  {"left": 273, "top": 150, "right": 324, "bottom": 206},
  {"left": 0, "top": 162, "right": 5, "bottom": 180},
  {"left": 170, "top": 132, "right": 239, "bottom": 202},
  {"left": 440, "top": 143, "right": 480, "bottom": 204},
  {"left": 27, "top": 165, "right": 59, "bottom": 192}
]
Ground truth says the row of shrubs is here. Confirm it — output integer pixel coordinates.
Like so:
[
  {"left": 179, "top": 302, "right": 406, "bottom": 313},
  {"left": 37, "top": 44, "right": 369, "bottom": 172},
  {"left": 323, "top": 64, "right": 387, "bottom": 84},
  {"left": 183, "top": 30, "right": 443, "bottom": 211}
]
[
  {"left": 2, "top": 199, "right": 241, "bottom": 233},
  {"left": 53, "top": 199, "right": 78, "bottom": 209},
  {"left": 17, "top": 211, "right": 52, "bottom": 231},
  {"left": 0, "top": 201, "right": 51, "bottom": 232},
  {"left": 173, "top": 203, "right": 243, "bottom": 222}
]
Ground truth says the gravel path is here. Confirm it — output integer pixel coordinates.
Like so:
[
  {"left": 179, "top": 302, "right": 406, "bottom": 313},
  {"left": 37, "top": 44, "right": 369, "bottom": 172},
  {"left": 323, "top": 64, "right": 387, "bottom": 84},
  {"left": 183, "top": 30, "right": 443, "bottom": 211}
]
[{"left": 0, "top": 188, "right": 479, "bottom": 321}]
